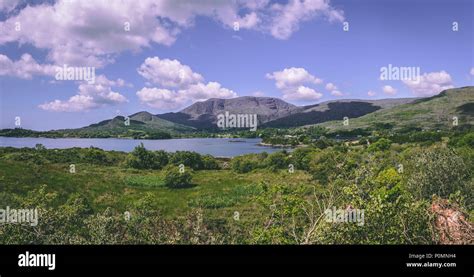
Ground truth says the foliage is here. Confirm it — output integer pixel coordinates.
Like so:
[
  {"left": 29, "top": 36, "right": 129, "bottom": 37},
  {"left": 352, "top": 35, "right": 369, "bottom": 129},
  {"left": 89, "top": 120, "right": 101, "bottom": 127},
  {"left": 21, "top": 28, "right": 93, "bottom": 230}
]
[
  {"left": 163, "top": 165, "right": 193, "bottom": 189},
  {"left": 125, "top": 143, "right": 168, "bottom": 169}
]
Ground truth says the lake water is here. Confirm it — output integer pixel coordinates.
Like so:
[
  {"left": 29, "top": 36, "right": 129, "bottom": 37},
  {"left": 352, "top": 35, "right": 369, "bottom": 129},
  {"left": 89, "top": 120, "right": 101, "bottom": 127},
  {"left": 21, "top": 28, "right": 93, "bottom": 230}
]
[{"left": 0, "top": 137, "right": 290, "bottom": 157}]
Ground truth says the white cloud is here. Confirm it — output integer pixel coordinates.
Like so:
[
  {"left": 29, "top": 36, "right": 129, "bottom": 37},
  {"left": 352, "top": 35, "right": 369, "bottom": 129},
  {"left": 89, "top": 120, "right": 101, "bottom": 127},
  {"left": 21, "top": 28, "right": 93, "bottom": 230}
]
[
  {"left": 283, "top": 85, "right": 323, "bottom": 101},
  {"left": 136, "top": 88, "right": 186, "bottom": 110},
  {"left": 367, "top": 90, "right": 376, "bottom": 97},
  {"left": 182, "top": 82, "right": 237, "bottom": 101},
  {"left": 0, "top": 0, "right": 344, "bottom": 67},
  {"left": 325, "top": 82, "right": 337, "bottom": 91},
  {"left": 382, "top": 85, "right": 397, "bottom": 95},
  {"left": 39, "top": 75, "right": 128, "bottom": 112},
  {"left": 0, "top": 53, "right": 56, "bottom": 79},
  {"left": 268, "top": 0, "right": 345, "bottom": 39},
  {"left": 266, "top": 67, "right": 322, "bottom": 90},
  {"left": 137, "top": 81, "right": 236, "bottom": 110},
  {"left": 137, "top": 56, "right": 203, "bottom": 89},
  {"left": 402, "top": 71, "right": 454, "bottom": 96},
  {"left": 470, "top": 68, "right": 474, "bottom": 76},
  {"left": 267, "top": 67, "right": 323, "bottom": 101},
  {"left": 325, "top": 82, "right": 344, "bottom": 97},
  {"left": 136, "top": 56, "right": 236, "bottom": 110}
]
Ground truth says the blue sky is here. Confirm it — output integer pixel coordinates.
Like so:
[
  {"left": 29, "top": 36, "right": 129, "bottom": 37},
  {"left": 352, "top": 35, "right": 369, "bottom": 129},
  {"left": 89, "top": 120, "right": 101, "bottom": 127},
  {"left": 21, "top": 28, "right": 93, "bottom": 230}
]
[{"left": 0, "top": 0, "right": 472, "bottom": 130}]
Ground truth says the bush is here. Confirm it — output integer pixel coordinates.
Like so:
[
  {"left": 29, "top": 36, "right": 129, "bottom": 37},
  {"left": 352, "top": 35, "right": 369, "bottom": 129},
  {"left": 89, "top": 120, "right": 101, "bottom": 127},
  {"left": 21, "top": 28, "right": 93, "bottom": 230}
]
[
  {"left": 264, "top": 151, "right": 288, "bottom": 171},
  {"left": 126, "top": 144, "right": 168, "bottom": 169},
  {"left": 170, "top": 151, "right": 203, "bottom": 170},
  {"left": 202, "top": 154, "right": 219, "bottom": 170},
  {"left": 405, "top": 146, "right": 470, "bottom": 200},
  {"left": 290, "top": 147, "right": 316, "bottom": 171},
  {"left": 163, "top": 165, "right": 193, "bottom": 189},
  {"left": 83, "top": 147, "right": 110, "bottom": 165},
  {"left": 231, "top": 154, "right": 264, "bottom": 173},
  {"left": 368, "top": 138, "right": 391, "bottom": 152}
]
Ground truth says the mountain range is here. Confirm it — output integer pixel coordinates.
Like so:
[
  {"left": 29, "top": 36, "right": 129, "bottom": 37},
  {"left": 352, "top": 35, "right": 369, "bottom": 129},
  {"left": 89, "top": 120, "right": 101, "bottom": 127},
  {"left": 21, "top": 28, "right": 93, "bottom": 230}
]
[
  {"left": 59, "top": 86, "right": 474, "bottom": 134},
  {"left": 2, "top": 87, "right": 472, "bottom": 138}
]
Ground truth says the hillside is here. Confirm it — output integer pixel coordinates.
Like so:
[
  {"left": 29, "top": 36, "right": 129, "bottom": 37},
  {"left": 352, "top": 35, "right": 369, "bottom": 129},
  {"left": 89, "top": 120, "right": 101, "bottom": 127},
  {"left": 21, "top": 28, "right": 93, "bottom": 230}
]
[
  {"left": 54, "top": 111, "right": 195, "bottom": 139},
  {"left": 318, "top": 87, "right": 474, "bottom": 131}
]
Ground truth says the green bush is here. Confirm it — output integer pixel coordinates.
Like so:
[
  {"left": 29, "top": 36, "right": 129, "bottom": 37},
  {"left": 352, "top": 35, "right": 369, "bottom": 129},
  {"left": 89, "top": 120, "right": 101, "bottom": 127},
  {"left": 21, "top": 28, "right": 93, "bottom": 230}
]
[
  {"left": 231, "top": 153, "right": 264, "bottom": 173},
  {"left": 405, "top": 146, "right": 470, "bottom": 200},
  {"left": 163, "top": 165, "right": 193, "bottom": 189},
  {"left": 170, "top": 151, "right": 203, "bottom": 170},
  {"left": 368, "top": 138, "right": 392, "bottom": 152},
  {"left": 264, "top": 151, "right": 288, "bottom": 171},
  {"left": 126, "top": 144, "right": 168, "bottom": 169},
  {"left": 202, "top": 154, "right": 219, "bottom": 170}
]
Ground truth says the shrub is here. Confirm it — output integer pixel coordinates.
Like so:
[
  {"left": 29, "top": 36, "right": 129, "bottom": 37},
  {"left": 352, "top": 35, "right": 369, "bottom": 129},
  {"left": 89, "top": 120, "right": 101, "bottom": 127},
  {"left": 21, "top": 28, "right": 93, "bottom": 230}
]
[
  {"left": 170, "top": 151, "right": 203, "bottom": 170},
  {"left": 126, "top": 144, "right": 168, "bottom": 169},
  {"left": 264, "top": 151, "right": 288, "bottom": 171},
  {"left": 83, "top": 147, "right": 110, "bottom": 165},
  {"left": 405, "top": 146, "right": 469, "bottom": 200},
  {"left": 290, "top": 147, "right": 315, "bottom": 171},
  {"left": 163, "top": 165, "right": 193, "bottom": 189},
  {"left": 231, "top": 154, "right": 264, "bottom": 173},
  {"left": 202, "top": 154, "right": 219, "bottom": 170},
  {"left": 368, "top": 138, "right": 392, "bottom": 152}
]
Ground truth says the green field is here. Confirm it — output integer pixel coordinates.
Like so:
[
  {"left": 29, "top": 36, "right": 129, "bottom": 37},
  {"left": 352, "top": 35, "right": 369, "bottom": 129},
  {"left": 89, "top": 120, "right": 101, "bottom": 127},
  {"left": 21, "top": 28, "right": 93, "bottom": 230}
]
[{"left": 0, "top": 130, "right": 472, "bottom": 244}]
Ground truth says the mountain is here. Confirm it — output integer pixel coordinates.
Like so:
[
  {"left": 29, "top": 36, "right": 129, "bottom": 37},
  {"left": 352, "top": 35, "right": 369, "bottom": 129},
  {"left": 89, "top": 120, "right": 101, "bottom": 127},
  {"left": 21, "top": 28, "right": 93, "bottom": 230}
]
[
  {"left": 262, "top": 98, "right": 416, "bottom": 128},
  {"left": 52, "top": 111, "right": 194, "bottom": 139},
  {"left": 318, "top": 86, "right": 474, "bottom": 131},
  {"left": 5, "top": 88, "right": 470, "bottom": 139},
  {"left": 158, "top": 96, "right": 302, "bottom": 129}
]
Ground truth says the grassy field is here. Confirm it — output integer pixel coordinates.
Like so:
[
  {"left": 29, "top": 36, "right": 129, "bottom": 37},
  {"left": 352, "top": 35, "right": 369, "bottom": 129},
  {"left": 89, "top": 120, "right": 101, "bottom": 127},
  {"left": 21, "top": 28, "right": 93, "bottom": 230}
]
[{"left": 0, "top": 158, "right": 312, "bottom": 222}]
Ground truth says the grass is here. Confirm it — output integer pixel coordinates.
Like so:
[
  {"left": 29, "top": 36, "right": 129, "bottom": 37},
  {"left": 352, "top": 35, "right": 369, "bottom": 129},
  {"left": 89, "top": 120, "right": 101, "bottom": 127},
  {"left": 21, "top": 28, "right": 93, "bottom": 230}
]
[{"left": 0, "top": 159, "right": 313, "bottom": 221}]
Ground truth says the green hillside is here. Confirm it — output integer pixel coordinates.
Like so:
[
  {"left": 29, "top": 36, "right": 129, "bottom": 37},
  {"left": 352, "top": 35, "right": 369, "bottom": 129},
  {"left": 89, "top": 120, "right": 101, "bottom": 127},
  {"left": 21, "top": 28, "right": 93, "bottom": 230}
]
[
  {"left": 58, "top": 111, "right": 195, "bottom": 139},
  {"left": 319, "top": 87, "right": 474, "bottom": 132}
]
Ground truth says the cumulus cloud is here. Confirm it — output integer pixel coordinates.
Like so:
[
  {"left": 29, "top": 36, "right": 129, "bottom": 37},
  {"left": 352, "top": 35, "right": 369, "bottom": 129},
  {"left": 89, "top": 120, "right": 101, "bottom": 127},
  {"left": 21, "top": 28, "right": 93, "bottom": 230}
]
[
  {"left": 266, "top": 67, "right": 322, "bottom": 89},
  {"left": 183, "top": 82, "right": 237, "bottom": 101},
  {"left": 136, "top": 88, "right": 186, "bottom": 110},
  {"left": 137, "top": 57, "right": 203, "bottom": 89},
  {"left": 0, "top": 0, "right": 344, "bottom": 67},
  {"left": 267, "top": 67, "right": 323, "bottom": 101},
  {"left": 330, "top": 90, "right": 343, "bottom": 97},
  {"left": 0, "top": 53, "right": 56, "bottom": 79},
  {"left": 402, "top": 71, "right": 454, "bottom": 96},
  {"left": 136, "top": 57, "right": 236, "bottom": 110},
  {"left": 324, "top": 82, "right": 344, "bottom": 97},
  {"left": 325, "top": 82, "right": 337, "bottom": 91},
  {"left": 282, "top": 85, "right": 323, "bottom": 101},
  {"left": 39, "top": 75, "right": 128, "bottom": 112},
  {"left": 470, "top": 68, "right": 474, "bottom": 76},
  {"left": 367, "top": 90, "right": 376, "bottom": 97},
  {"left": 382, "top": 85, "right": 397, "bottom": 95},
  {"left": 268, "top": 0, "right": 344, "bottom": 39}
]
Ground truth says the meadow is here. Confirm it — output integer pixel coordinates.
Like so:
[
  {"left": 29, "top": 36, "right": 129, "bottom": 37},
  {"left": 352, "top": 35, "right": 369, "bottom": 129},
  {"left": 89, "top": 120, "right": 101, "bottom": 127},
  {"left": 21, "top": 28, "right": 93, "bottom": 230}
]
[{"left": 0, "top": 128, "right": 473, "bottom": 244}]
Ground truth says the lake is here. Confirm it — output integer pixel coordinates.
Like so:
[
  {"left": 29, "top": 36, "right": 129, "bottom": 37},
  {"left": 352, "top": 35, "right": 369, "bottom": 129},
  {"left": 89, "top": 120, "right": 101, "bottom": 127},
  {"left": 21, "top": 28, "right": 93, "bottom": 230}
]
[{"left": 0, "top": 137, "right": 290, "bottom": 157}]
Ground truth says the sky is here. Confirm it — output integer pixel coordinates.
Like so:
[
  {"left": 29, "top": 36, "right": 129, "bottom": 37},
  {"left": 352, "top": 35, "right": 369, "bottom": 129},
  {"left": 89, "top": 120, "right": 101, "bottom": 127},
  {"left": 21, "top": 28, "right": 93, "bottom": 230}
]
[{"left": 0, "top": 0, "right": 472, "bottom": 130}]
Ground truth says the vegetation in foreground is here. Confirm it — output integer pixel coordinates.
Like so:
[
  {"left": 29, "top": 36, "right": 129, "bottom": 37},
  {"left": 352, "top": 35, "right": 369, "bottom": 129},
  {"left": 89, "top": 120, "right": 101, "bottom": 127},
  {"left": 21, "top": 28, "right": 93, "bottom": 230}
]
[{"left": 0, "top": 129, "right": 473, "bottom": 244}]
